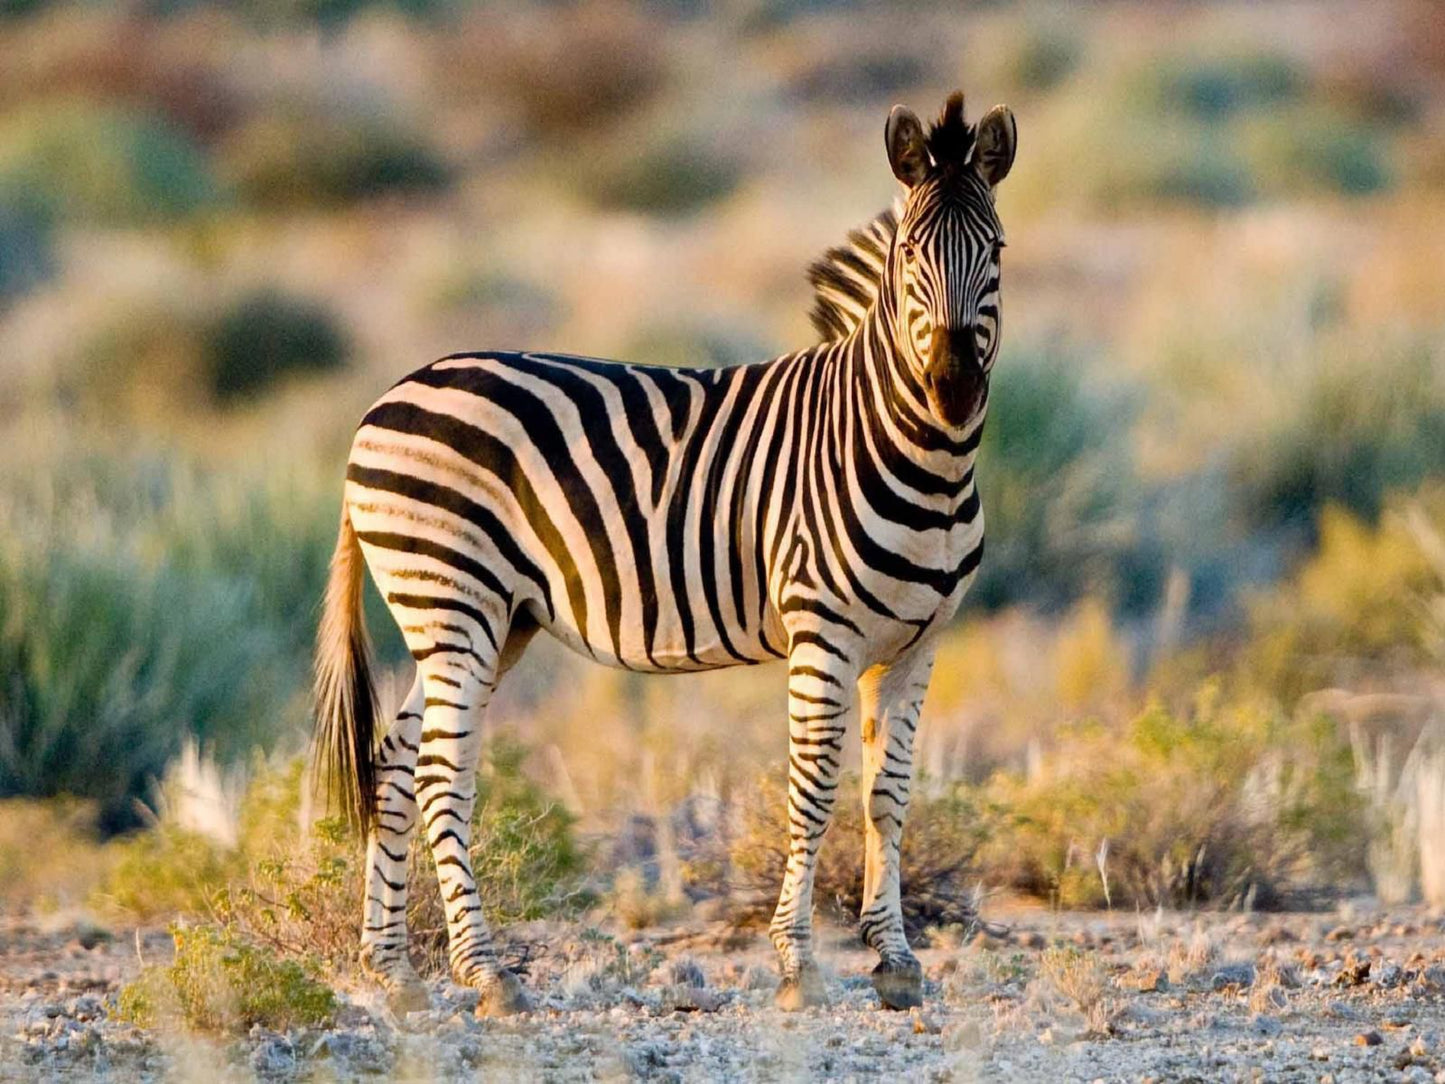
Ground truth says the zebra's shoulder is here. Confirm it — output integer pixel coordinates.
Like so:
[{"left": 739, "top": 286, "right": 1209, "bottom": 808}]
[{"left": 806, "top": 203, "right": 899, "bottom": 342}]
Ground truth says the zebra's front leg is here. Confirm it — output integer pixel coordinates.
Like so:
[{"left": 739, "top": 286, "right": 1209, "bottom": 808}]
[
  {"left": 413, "top": 659, "right": 530, "bottom": 1017},
  {"left": 858, "top": 652, "right": 934, "bottom": 1010},
  {"left": 360, "top": 677, "right": 428, "bottom": 1012},
  {"left": 769, "top": 647, "right": 856, "bottom": 1010}
]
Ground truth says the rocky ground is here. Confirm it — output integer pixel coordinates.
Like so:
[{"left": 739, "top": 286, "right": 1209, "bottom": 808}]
[{"left": 5, "top": 901, "right": 1445, "bottom": 1082}]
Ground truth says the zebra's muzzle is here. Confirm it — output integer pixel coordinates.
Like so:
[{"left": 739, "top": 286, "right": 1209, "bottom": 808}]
[{"left": 924, "top": 328, "right": 988, "bottom": 427}]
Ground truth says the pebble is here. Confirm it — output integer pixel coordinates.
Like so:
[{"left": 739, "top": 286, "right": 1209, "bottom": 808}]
[
  {"left": 1249, "top": 1014, "right": 1282, "bottom": 1037},
  {"left": 1354, "top": 1030, "right": 1383, "bottom": 1047},
  {"left": 1210, "top": 963, "right": 1256, "bottom": 990},
  {"left": 250, "top": 1035, "right": 296, "bottom": 1076}
]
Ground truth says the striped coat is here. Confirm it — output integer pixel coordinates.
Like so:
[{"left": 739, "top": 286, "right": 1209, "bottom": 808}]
[{"left": 314, "top": 91, "right": 1016, "bottom": 1015}]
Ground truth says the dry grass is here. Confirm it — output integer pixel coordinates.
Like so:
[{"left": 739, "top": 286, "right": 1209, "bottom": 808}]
[{"left": 1037, "top": 945, "right": 1114, "bottom": 1035}]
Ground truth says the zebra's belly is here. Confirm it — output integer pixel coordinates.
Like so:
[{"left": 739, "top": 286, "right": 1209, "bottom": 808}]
[{"left": 523, "top": 589, "right": 787, "bottom": 674}]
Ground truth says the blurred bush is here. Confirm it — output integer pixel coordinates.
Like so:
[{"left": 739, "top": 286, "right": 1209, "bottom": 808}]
[
  {"left": 65, "top": 287, "right": 352, "bottom": 418},
  {"left": 1002, "top": 29, "right": 1082, "bottom": 93},
  {"left": 220, "top": 111, "right": 449, "bottom": 210},
  {"left": 567, "top": 129, "right": 740, "bottom": 216},
  {"left": 439, "top": 3, "right": 667, "bottom": 140},
  {"left": 0, "top": 198, "right": 54, "bottom": 306},
  {"left": 971, "top": 345, "right": 1156, "bottom": 614},
  {"left": 0, "top": 101, "right": 218, "bottom": 224},
  {"left": 1025, "top": 48, "right": 1400, "bottom": 211},
  {"left": 205, "top": 289, "right": 350, "bottom": 404},
  {"left": 624, "top": 321, "right": 773, "bottom": 369},
  {"left": 1246, "top": 488, "right": 1445, "bottom": 698},
  {"left": 1232, "top": 336, "right": 1445, "bottom": 534},
  {"left": 0, "top": 20, "right": 241, "bottom": 142},
  {"left": 1157, "top": 54, "right": 1304, "bottom": 121},
  {"left": 786, "top": 50, "right": 926, "bottom": 105}
]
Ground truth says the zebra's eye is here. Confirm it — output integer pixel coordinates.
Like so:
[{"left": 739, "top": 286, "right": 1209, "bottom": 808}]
[{"left": 899, "top": 240, "right": 917, "bottom": 262}]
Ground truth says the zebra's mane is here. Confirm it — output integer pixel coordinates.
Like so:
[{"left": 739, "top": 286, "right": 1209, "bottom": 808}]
[{"left": 806, "top": 202, "right": 899, "bottom": 342}]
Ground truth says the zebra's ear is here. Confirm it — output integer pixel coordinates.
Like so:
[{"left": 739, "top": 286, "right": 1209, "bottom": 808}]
[
  {"left": 885, "top": 105, "right": 930, "bottom": 188},
  {"left": 974, "top": 105, "right": 1017, "bottom": 187}
]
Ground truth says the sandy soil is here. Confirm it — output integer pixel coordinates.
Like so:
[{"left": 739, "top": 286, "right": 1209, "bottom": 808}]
[{"left": 5, "top": 901, "right": 1445, "bottom": 1082}]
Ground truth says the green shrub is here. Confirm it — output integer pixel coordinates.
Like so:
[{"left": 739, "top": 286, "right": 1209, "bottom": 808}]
[
  {"left": 101, "top": 742, "right": 589, "bottom": 974},
  {"left": 0, "top": 101, "right": 218, "bottom": 225},
  {"left": 116, "top": 924, "right": 335, "bottom": 1033},
  {"left": 979, "top": 688, "right": 1363, "bottom": 908},
  {"left": 204, "top": 289, "right": 350, "bottom": 404},
  {"left": 221, "top": 112, "right": 449, "bottom": 210},
  {"left": 0, "top": 538, "right": 282, "bottom": 830},
  {"left": 0, "top": 457, "right": 379, "bottom": 827}
]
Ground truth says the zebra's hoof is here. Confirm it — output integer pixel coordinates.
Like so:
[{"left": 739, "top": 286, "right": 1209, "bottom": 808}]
[
  {"left": 774, "top": 968, "right": 828, "bottom": 1011},
  {"left": 871, "top": 956, "right": 924, "bottom": 1010},
  {"left": 475, "top": 971, "right": 532, "bottom": 1018},
  {"left": 385, "top": 980, "right": 431, "bottom": 1015}
]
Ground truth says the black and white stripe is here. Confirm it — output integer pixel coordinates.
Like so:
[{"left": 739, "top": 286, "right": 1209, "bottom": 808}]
[{"left": 313, "top": 91, "right": 1017, "bottom": 1014}]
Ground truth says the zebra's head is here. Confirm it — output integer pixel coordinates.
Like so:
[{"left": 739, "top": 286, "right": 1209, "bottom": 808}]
[{"left": 884, "top": 92, "right": 1016, "bottom": 428}]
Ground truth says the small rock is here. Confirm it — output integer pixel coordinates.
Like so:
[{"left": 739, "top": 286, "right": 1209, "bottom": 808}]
[
  {"left": 1325, "top": 925, "right": 1355, "bottom": 942},
  {"left": 1378, "top": 961, "right": 1405, "bottom": 988},
  {"left": 251, "top": 1036, "right": 296, "bottom": 1076},
  {"left": 1250, "top": 1014, "right": 1282, "bottom": 1037},
  {"left": 1015, "top": 931, "right": 1046, "bottom": 949},
  {"left": 1210, "top": 963, "right": 1256, "bottom": 991},
  {"left": 1354, "top": 1030, "right": 1383, "bottom": 1047},
  {"left": 660, "top": 986, "right": 722, "bottom": 1013}
]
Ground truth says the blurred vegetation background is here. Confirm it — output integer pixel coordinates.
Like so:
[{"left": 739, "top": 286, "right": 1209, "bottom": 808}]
[{"left": 1, "top": 0, "right": 1444, "bottom": 921}]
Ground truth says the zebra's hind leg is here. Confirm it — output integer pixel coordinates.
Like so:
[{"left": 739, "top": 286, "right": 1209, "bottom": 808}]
[
  {"left": 359, "top": 677, "right": 428, "bottom": 1012},
  {"left": 768, "top": 646, "right": 856, "bottom": 1011},
  {"left": 413, "top": 651, "right": 530, "bottom": 1017},
  {"left": 858, "top": 651, "right": 935, "bottom": 1010}
]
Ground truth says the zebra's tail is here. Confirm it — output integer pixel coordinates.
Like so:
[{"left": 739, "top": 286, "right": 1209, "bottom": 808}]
[{"left": 312, "top": 502, "right": 378, "bottom": 835}]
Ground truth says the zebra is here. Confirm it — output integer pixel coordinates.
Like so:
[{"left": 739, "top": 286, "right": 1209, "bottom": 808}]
[{"left": 313, "top": 91, "right": 1016, "bottom": 1016}]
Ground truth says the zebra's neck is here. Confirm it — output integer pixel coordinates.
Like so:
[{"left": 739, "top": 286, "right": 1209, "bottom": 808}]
[{"left": 837, "top": 301, "right": 983, "bottom": 497}]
